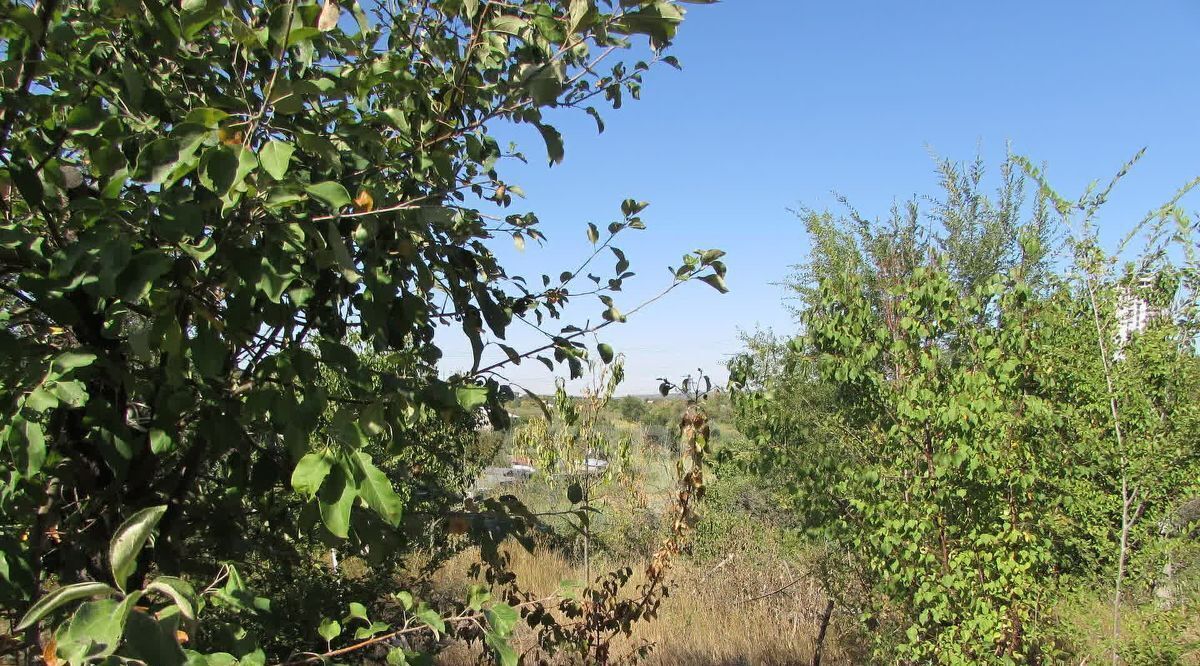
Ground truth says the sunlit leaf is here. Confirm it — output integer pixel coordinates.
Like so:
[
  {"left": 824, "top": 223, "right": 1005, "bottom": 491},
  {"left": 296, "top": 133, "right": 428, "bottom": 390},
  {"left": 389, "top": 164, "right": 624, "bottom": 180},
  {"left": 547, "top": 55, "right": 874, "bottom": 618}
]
[{"left": 109, "top": 505, "right": 168, "bottom": 591}]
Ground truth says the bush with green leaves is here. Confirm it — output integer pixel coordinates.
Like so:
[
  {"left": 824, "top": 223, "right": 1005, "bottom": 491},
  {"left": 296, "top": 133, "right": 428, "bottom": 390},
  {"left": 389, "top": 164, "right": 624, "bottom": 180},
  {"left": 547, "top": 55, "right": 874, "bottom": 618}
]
[{"left": 0, "top": 0, "right": 727, "bottom": 662}]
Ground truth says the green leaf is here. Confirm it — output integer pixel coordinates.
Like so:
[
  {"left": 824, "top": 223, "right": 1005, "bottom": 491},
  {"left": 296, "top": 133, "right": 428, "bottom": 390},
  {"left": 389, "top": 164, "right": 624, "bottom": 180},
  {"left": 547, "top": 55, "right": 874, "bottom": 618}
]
[
  {"left": 256, "top": 257, "right": 293, "bottom": 303},
  {"left": 613, "top": 2, "right": 683, "bottom": 49},
  {"left": 318, "top": 461, "right": 356, "bottom": 538},
  {"left": 15, "top": 419, "right": 46, "bottom": 476},
  {"left": 567, "top": 482, "right": 583, "bottom": 504},
  {"left": 190, "top": 320, "right": 225, "bottom": 378},
  {"left": 134, "top": 139, "right": 181, "bottom": 184},
  {"left": 232, "top": 146, "right": 259, "bottom": 190},
  {"left": 536, "top": 123, "right": 564, "bottom": 165},
  {"left": 352, "top": 452, "right": 404, "bottom": 526},
  {"left": 520, "top": 62, "right": 564, "bottom": 106},
  {"left": 182, "top": 107, "right": 229, "bottom": 129},
  {"left": 359, "top": 402, "right": 388, "bottom": 437},
  {"left": 382, "top": 108, "right": 410, "bottom": 132},
  {"left": 144, "top": 576, "right": 197, "bottom": 623},
  {"left": 212, "top": 563, "right": 270, "bottom": 615},
  {"left": 699, "top": 273, "right": 729, "bottom": 293},
  {"left": 199, "top": 146, "right": 239, "bottom": 194},
  {"left": 109, "top": 505, "right": 169, "bottom": 591},
  {"left": 484, "top": 630, "right": 518, "bottom": 666},
  {"left": 349, "top": 0, "right": 371, "bottom": 33},
  {"left": 24, "top": 388, "right": 57, "bottom": 412},
  {"left": 621, "top": 199, "right": 649, "bottom": 217},
  {"left": 55, "top": 598, "right": 129, "bottom": 664},
  {"left": 286, "top": 25, "right": 322, "bottom": 46},
  {"left": 149, "top": 429, "right": 174, "bottom": 455},
  {"left": 51, "top": 351, "right": 96, "bottom": 373},
  {"left": 171, "top": 124, "right": 211, "bottom": 166},
  {"left": 307, "top": 181, "right": 352, "bottom": 209},
  {"left": 597, "top": 343, "right": 614, "bottom": 364},
  {"left": 66, "top": 101, "right": 105, "bottom": 135},
  {"left": 455, "top": 384, "right": 489, "bottom": 411},
  {"left": 568, "top": 0, "right": 590, "bottom": 33},
  {"left": 9, "top": 159, "right": 43, "bottom": 206},
  {"left": 259, "top": 140, "right": 294, "bottom": 180},
  {"left": 488, "top": 15, "right": 527, "bottom": 35},
  {"left": 186, "top": 653, "right": 241, "bottom": 666},
  {"left": 585, "top": 106, "right": 606, "bottom": 133},
  {"left": 4, "top": 5, "right": 43, "bottom": 40},
  {"left": 119, "top": 250, "right": 174, "bottom": 303},
  {"left": 484, "top": 603, "right": 519, "bottom": 638},
  {"left": 16, "top": 582, "right": 117, "bottom": 631},
  {"left": 49, "top": 379, "right": 88, "bottom": 407},
  {"left": 467, "top": 584, "right": 491, "bottom": 611},
  {"left": 326, "top": 220, "right": 361, "bottom": 283},
  {"left": 414, "top": 606, "right": 445, "bottom": 638},
  {"left": 121, "top": 609, "right": 186, "bottom": 666},
  {"left": 347, "top": 601, "right": 368, "bottom": 621},
  {"left": 354, "top": 621, "right": 391, "bottom": 639},
  {"left": 291, "top": 452, "right": 333, "bottom": 498},
  {"left": 318, "top": 618, "right": 341, "bottom": 643}
]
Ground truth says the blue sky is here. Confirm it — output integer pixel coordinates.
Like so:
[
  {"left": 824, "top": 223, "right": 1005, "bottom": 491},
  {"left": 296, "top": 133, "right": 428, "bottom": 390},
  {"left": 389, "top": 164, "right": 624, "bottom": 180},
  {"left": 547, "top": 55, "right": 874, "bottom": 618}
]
[{"left": 440, "top": 1, "right": 1200, "bottom": 395}]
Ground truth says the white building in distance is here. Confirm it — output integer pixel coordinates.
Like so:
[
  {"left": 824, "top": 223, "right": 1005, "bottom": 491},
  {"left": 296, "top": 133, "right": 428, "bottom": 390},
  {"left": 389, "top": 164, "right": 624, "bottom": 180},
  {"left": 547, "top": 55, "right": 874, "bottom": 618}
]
[{"left": 1116, "top": 275, "right": 1160, "bottom": 345}]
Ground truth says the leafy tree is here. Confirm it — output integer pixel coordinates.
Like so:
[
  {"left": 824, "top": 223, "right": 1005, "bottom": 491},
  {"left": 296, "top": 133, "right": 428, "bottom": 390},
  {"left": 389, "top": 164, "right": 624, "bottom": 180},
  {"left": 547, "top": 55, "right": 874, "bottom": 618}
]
[
  {"left": 786, "top": 154, "right": 1054, "bottom": 321},
  {"left": 1021, "top": 156, "right": 1200, "bottom": 661},
  {"left": 0, "top": 0, "right": 725, "bottom": 662},
  {"left": 512, "top": 358, "right": 631, "bottom": 584},
  {"left": 732, "top": 155, "right": 1200, "bottom": 662}
]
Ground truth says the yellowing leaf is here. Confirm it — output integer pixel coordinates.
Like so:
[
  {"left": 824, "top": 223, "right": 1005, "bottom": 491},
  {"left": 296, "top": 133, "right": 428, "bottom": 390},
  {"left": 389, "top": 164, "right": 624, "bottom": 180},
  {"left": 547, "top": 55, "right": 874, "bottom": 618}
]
[
  {"left": 318, "top": 0, "right": 340, "bottom": 32},
  {"left": 353, "top": 189, "right": 374, "bottom": 212},
  {"left": 217, "top": 128, "right": 244, "bottom": 146}
]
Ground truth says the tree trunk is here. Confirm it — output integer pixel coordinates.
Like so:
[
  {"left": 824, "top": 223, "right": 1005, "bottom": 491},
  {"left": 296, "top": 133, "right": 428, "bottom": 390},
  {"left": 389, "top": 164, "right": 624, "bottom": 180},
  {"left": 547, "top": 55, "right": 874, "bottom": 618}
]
[{"left": 812, "top": 598, "right": 834, "bottom": 666}]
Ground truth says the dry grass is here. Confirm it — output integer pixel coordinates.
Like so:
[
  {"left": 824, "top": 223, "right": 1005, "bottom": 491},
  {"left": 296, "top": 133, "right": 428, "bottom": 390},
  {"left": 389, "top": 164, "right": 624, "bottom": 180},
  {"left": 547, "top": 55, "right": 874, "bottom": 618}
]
[
  {"left": 424, "top": 420, "right": 853, "bottom": 664},
  {"left": 428, "top": 541, "right": 849, "bottom": 666}
]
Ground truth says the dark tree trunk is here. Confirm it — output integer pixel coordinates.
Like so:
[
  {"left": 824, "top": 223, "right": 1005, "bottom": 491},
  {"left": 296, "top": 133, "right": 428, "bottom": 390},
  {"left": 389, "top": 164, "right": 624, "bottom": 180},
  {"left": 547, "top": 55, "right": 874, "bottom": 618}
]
[{"left": 812, "top": 598, "right": 835, "bottom": 666}]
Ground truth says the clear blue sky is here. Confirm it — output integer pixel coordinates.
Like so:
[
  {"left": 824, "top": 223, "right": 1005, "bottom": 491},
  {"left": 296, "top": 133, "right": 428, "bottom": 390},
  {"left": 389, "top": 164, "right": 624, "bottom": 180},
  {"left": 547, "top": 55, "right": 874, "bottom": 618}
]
[{"left": 440, "top": 1, "right": 1200, "bottom": 395}]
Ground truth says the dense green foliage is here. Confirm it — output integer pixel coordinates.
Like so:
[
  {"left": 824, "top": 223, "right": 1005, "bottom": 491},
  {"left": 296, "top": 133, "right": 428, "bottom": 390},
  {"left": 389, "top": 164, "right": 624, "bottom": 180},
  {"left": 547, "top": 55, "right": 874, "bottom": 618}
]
[
  {"left": 0, "top": 0, "right": 726, "bottom": 662},
  {"left": 4, "top": 0, "right": 1199, "bottom": 662},
  {"left": 732, "top": 158, "right": 1200, "bottom": 663}
]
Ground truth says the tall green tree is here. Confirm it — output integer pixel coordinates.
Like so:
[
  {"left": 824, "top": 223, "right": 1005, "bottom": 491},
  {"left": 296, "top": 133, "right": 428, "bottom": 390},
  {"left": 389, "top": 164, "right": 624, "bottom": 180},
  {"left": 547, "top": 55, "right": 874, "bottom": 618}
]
[{"left": 0, "top": 0, "right": 724, "bottom": 662}]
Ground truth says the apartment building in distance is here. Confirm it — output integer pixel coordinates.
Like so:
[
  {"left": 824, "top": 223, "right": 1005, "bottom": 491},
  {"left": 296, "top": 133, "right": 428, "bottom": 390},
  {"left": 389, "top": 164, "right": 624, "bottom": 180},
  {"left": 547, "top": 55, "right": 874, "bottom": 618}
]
[{"left": 1116, "top": 275, "right": 1160, "bottom": 345}]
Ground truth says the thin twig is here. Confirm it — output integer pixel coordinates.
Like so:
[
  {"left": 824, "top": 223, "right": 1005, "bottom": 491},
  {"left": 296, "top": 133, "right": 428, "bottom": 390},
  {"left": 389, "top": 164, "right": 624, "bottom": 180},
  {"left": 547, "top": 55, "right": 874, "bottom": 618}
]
[
  {"left": 737, "top": 577, "right": 804, "bottom": 605},
  {"left": 272, "top": 596, "right": 554, "bottom": 666},
  {"left": 244, "top": 0, "right": 297, "bottom": 147}
]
